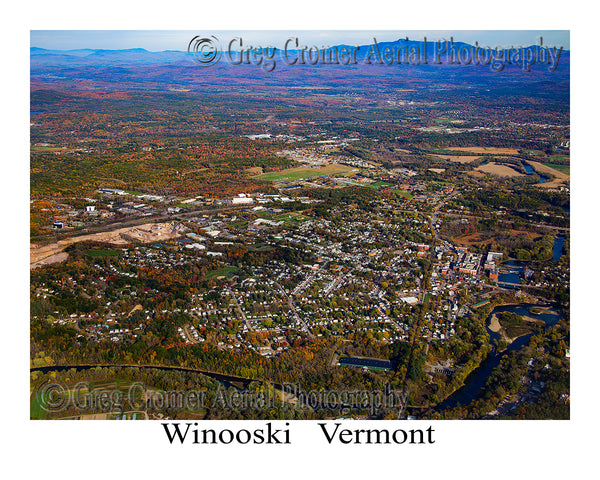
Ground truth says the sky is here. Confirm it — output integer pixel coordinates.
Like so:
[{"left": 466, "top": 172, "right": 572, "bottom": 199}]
[{"left": 30, "top": 30, "right": 570, "bottom": 51}]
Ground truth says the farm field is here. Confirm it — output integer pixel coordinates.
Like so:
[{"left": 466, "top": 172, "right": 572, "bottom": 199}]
[
  {"left": 431, "top": 154, "right": 481, "bottom": 163},
  {"left": 527, "top": 160, "right": 570, "bottom": 188},
  {"left": 256, "top": 164, "right": 356, "bottom": 182},
  {"left": 474, "top": 162, "right": 525, "bottom": 177},
  {"left": 451, "top": 146, "right": 521, "bottom": 155}
]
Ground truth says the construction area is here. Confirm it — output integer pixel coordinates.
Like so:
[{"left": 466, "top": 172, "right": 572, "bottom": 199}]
[{"left": 30, "top": 222, "right": 184, "bottom": 269}]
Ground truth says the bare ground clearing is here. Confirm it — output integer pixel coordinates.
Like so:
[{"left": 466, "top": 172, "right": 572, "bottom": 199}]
[{"left": 30, "top": 222, "right": 182, "bottom": 269}]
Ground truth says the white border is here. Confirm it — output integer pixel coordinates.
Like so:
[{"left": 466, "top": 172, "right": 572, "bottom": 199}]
[{"left": 5, "top": 1, "right": 598, "bottom": 477}]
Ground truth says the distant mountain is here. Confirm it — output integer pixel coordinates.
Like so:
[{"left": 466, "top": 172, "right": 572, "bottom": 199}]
[
  {"left": 30, "top": 47, "right": 189, "bottom": 65},
  {"left": 30, "top": 39, "right": 569, "bottom": 94},
  {"left": 30, "top": 39, "right": 570, "bottom": 67}
]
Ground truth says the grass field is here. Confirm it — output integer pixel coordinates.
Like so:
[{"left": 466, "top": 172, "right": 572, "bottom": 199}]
[
  {"left": 389, "top": 190, "right": 414, "bottom": 199},
  {"left": 30, "top": 392, "right": 47, "bottom": 420},
  {"left": 256, "top": 212, "right": 309, "bottom": 224},
  {"left": 366, "top": 181, "right": 393, "bottom": 190},
  {"left": 256, "top": 164, "right": 355, "bottom": 182},
  {"left": 31, "top": 146, "right": 65, "bottom": 153},
  {"left": 524, "top": 149, "right": 545, "bottom": 156},
  {"left": 247, "top": 243, "right": 274, "bottom": 252},
  {"left": 543, "top": 163, "right": 570, "bottom": 174},
  {"left": 85, "top": 248, "right": 122, "bottom": 258},
  {"left": 206, "top": 266, "right": 241, "bottom": 279}
]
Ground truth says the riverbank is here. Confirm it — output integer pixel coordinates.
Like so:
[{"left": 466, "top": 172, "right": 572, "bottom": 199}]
[
  {"left": 437, "top": 302, "right": 562, "bottom": 411},
  {"left": 488, "top": 311, "right": 545, "bottom": 346}
]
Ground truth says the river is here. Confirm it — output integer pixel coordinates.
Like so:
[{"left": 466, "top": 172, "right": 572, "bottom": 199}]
[
  {"left": 497, "top": 260, "right": 525, "bottom": 288},
  {"left": 553, "top": 236, "right": 565, "bottom": 262},
  {"left": 437, "top": 303, "right": 562, "bottom": 411},
  {"left": 522, "top": 162, "right": 548, "bottom": 183}
]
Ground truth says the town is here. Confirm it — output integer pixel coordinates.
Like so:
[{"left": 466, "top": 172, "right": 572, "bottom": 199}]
[{"left": 30, "top": 39, "right": 570, "bottom": 421}]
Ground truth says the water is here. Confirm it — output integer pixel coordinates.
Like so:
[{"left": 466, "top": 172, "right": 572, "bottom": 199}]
[
  {"left": 523, "top": 163, "right": 534, "bottom": 174},
  {"left": 522, "top": 162, "right": 548, "bottom": 183},
  {"left": 438, "top": 303, "right": 562, "bottom": 411},
  {"left": 497, "top": 260, "right": 524, "bottom": 288},
  {"left": 553, "top": 236, "right": 565, "bottom": 262}
]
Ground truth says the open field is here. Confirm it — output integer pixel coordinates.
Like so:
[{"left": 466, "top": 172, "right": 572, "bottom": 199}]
[
  {"left": 85, "top": 248, "right": 122, "bottom": 258},
  {"left": 257, "top": 212, "right": 310, "bottom": 224},
  {"left": 428, "top": 168, "right": 446, "bottom": 173},
  {"left": 256, "top": 164, "right": 355, "bottom": 182},
  {"left": 366, "top": 181, "right": 394, "bottom": 190},
  {"left": 431, "top": 154, "right": 481, "bottom": 163},
  {"left": 30, "top": 251, "right": 69, "bottom": 269},
  {"left": 388, "top": 189, "right": 414, "bottom": 199},
  {"left": 453, "top": 229, "right": 542, "bottom": 247},
  {"left": 527, "top": 160, "right": 570, "bottom": 188},
  {"left": 30, "top": 222, "right": 182, "bottom": 269},
  {"left": 205, "top": 265, "right": 241, "bottom": 280},
  {"left": 543, "top": 163, "right": 570, "bottom": 174},
  {"left": 31, "top": 145, "right": 65, "bottom": 153},
  {"left": 453, "top": 233, "right": 495, "bottom": 247},
  {"left": 30, "top": 392, "right": 47, "bottom": 419},
  {"left": 474, "top": 162, "right": 525, "bottom": 177},
  {"left": 452, "top": 147, "right": 521, "bottom": 155}
]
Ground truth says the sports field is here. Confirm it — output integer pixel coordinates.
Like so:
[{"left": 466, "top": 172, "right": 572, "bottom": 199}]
[{"left": 256, "top": 164, "right": 355, "bottom": 182}]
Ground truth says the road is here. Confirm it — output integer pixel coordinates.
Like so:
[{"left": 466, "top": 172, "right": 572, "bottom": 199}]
[
  {"left": 430, "top": 188, "right": 458, "bottom": 241},
  {"left": 276, "top": 282, "right": 314, "bottom": 337},
  {"left": 226, "top": 285, "right": 253, "bottom": 333}
]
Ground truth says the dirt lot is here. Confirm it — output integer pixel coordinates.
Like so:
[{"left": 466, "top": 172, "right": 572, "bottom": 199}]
[
  {"left": 527, "top": 160, "right": 570, "bottom": 188},
  {"left": 30, "top": 222, "right": 183, "bottom": 269},
  {"left": 474, "top": 162, "right": 525, "bottom": 177},
  {"left": 431, "top": 154, "right": 480, "bottom": 163},
  {"left": 428, "top": 168, "right": 446, "bottom": 173},
  {"left": 30, "top": 252, "right": 69, "bottom": 270},
  {"left": 452, "top": 147, "right": 521, "bottom": 155}
]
